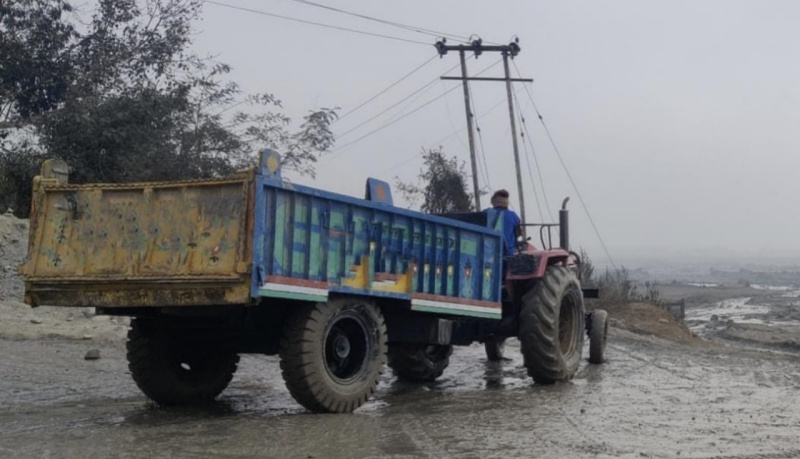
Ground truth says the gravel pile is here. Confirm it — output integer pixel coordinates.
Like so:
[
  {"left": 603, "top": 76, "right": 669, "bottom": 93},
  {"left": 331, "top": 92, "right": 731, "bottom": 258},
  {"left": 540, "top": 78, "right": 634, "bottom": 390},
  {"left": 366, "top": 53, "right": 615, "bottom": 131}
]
[{"left": 0, "top": 213, "right": 29, "bottom": 302}]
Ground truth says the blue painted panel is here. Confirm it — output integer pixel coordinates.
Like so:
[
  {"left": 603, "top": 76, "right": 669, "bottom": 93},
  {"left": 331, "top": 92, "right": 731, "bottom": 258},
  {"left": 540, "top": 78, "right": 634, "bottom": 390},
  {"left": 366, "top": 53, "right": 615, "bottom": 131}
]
[
  {"left": 253, "top": 174, "right": 504, "bottom": 306},
  {"left": 365, "top": 178, "right": 393, "bottom": 205}
]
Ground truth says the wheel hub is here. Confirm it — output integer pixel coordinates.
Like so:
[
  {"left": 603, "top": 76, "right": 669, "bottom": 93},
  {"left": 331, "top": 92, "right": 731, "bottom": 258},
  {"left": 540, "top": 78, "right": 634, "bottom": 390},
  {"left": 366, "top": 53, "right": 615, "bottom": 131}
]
[
  {"left": 333, "top": 335, "right": 351, "bottom": 359},
  {"left": 324, "top": 315, "right": 370, "bottom": 382}
]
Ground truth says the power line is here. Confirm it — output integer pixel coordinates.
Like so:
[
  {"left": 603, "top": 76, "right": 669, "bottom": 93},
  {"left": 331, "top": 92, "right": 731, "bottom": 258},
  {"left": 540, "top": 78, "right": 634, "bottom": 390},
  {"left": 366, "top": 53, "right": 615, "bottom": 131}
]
[
  {"left": 203, "top": 1, "right": 431, "bottom": 46},
  {"left": 440, "top": 82, "right": 472, "bottom": 154},
  {"left": 520, "top": 131, "right": 546, "bottom": 223},
  {"left": 384, "top": 74, "right": 442, "bottom": 124},
  {"left": 443, "top": 82, "right": 488, "bottom": 193},
  {"left": 337, "top": 54, "right": 438, "bottom": 122},
  {"left": 335, "top": 59, "right": 464, "bottom": 139},
  {"left": 512, "top": 87, "right": 554, "bottom": 221},
  {"left": 332, "top": 84, "right": 461, "bottom": 153},
  {"left": 512, "top": 60, "right": 617, "bottom": 269},
  {"left": 291, "top": 0, "right": 472, "bottom": 43},
  {"left": 336, "top": 78, "right": 438, "bottom": 139},
  {"left": 377, "top": 90, "right": 516, "bottom": 177},
  {"left": 331, "top": 58, "right": 503, "bottom": 155},
  {"left": 467, "top": 83, "right": 492, "bottom": 190},
  {"left": 514, "top": 94, "right": 545, "bottom": 223},
  {"left": 430, "top": 91, "right": 512, "bottom": 146}
]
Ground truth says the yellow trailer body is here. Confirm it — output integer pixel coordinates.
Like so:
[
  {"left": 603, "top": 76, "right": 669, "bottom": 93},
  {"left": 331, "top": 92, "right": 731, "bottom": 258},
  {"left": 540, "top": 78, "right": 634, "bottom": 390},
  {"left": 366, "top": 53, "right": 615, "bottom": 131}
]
[{"left": 22, "top": 166, "right": 255, "bottom": 308}]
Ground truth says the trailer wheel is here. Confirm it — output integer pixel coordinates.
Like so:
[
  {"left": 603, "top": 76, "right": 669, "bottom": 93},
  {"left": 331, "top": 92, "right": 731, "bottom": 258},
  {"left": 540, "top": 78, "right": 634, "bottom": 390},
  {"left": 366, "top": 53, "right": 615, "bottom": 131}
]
[
  {"left": 388, "top": 344, "right": 453, "bottom": 382},
  {"left": 518, "top": 266, "right": 585, "bottom": 384},
  {"left": 484, "top": 337, "right": 506, "bottom": 361},
  {"left": 126, "top": 318, "right": 239, "bottom": 406},
  {"left": 589, "top": 309, "right": 608, "bottom": 364},
  {"left": 279, "top": 298, "right": 387, "bottom": 414}
]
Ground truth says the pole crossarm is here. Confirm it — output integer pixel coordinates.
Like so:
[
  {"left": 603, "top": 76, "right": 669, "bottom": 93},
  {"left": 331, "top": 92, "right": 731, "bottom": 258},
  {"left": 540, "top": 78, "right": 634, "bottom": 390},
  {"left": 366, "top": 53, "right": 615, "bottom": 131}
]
[
  {"left": 440, "top": 76, "right": 533, "bottom": 82},
  {"left": 434, "top": 39, "right": 521, "bottom": 58},
  {"left": 434, "top": 36, "right": 531, "bottom": 222}
]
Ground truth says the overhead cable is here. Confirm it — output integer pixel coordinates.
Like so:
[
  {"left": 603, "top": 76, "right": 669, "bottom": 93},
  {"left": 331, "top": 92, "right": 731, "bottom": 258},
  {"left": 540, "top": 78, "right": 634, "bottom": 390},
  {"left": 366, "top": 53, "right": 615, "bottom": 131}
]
[
  {"left": 468, "top": 83, "right": 492, "bottom": 190},
  {"left": 443, "top": 82, "right": 488, "bottom": 192},
  {"left": 336, "top": 59, "right": 465, "bottom": 139},
  {"left": 377, "top": 88, "right": 517, "bottom": 176},
  {"left": 512, "top": 87, "right": 553, "bottom": 221},
  {"left": 512, "top": 91, "right": 545, "bottom": 222},
  {"left": 512, "top": 61, "right": 617, "bottom": 269},
  {"left": 331, "top": 58, "right": 503, "bottom": 154},
  {"left": 291, "top": 0, "right": 472, "bottom": 43},
  {"left": 203, "top": 1, "right": 431, "bottom": 45},
  {"left": 337, "top": 54, "right": 439, "bottom": 122}
]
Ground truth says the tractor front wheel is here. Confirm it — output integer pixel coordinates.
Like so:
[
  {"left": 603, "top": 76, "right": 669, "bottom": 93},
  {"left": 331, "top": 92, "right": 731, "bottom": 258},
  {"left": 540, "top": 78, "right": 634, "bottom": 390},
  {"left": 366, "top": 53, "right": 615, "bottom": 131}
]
[
  {"left": 518, "top": 266, "right": 585, "bottom": 384},
  {"left": 589, "top": 309, "right": 609, "bottom": 364}
]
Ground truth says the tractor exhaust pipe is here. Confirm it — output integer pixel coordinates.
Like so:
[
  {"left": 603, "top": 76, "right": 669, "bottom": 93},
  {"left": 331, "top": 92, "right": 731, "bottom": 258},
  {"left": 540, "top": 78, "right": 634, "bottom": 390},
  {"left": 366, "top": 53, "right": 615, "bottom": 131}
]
[{"left": 559, "top": 197, "right": 570, "bottom": 251}]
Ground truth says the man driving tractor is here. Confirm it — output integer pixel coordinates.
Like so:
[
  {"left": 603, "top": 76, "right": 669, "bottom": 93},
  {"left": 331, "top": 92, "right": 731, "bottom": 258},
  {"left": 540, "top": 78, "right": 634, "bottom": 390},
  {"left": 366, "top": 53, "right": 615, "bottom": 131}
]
[{"left": 485, "top": 189, "right": 521, "bottom": 256}]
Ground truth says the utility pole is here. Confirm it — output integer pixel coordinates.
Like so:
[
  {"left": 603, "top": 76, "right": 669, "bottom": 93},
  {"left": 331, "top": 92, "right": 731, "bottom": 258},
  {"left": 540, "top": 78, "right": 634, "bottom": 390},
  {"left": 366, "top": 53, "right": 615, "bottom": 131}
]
[
  {"left": 502, "top": 50, "right": 526, "bottom": 230},
  {"left": 436, "top": 38, "right": 532, "bottom": 228},
  {"left": 457, "top": 49, "right": 481, "bottom": 211}
]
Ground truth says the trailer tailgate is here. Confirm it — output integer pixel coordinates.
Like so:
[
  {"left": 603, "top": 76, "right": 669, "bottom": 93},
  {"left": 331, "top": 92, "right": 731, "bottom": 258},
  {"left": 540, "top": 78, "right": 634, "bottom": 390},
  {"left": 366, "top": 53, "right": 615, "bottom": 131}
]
[{"left": 22, "top": 174, "right": 254, "bottom": 307}]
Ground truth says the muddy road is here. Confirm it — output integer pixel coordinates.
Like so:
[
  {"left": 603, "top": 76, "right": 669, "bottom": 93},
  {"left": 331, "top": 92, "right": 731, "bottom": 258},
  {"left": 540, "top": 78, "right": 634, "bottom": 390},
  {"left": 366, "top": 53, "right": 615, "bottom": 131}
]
[{"left": 2, "top": 331, "right": 799, "bottom": 459}]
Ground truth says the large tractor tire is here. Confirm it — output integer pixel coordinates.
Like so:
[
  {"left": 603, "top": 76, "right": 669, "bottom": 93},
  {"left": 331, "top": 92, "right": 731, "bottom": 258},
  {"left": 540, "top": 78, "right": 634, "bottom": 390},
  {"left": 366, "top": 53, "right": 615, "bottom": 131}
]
[
  {"left": 127, "top": 318, "right": 239, "bottom": 406},
  {"left": 484, "top": 337, "right": 506, "bottom": 361},
  {"left": 388, "top": 344, "right": 453, "bottom": 382},
  {"left": 279, "top": 298, "right": 387, "bottom": 413},
  {"left": 518, "top": 266, "right": 585, "bottom": 384},
  {"left": 589, "top": 309, "right": 609, "bottom": 364}
]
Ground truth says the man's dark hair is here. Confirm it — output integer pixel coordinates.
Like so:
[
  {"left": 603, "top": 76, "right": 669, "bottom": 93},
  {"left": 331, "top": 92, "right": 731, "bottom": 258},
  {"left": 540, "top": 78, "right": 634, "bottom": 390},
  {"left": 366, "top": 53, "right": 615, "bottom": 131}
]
[{"left": 492, "top": 189, "right": 509, "bottom": 199}]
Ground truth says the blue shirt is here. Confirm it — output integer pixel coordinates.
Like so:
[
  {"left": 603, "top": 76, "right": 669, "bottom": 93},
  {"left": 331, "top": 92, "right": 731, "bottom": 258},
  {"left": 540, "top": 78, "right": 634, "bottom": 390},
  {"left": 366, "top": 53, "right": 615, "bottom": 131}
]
[{"left": 485, "top": 207, "right": 521, "bottom": 256}]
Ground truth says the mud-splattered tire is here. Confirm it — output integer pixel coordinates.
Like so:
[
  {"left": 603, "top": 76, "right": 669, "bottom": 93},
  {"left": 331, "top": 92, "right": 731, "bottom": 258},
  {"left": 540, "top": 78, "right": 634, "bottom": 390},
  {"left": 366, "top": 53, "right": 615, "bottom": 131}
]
[
  {"left": 484, "top": 337, "right": 506, "bottom": 361},
  {"left": 279, "top": 299, "right": 387, "bottom": 414},
  {"left": 589, "top": 309, "right": 608, "bottom": 364},
  {"left": 519, "top": 266, "right": 585, "bottom": 384},
  {"left": 126, "top": 318, "right": 239, "bottom": 406},
  {"left": 388, "top": 344, "right": 453, "bottom": 382}
]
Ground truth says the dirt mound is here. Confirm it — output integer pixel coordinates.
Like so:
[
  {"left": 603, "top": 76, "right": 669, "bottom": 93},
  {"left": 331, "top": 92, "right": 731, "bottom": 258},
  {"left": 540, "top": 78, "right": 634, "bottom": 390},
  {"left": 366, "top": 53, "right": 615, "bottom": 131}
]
[
  {"left": 591, "top": 302, "right": 702, "bottom": 345},
  {"left": 0, "top": 214, "right": 129, "bottom": 342},
  {"left": 0, "top": 213, "right": 29, "bottom": 302}
]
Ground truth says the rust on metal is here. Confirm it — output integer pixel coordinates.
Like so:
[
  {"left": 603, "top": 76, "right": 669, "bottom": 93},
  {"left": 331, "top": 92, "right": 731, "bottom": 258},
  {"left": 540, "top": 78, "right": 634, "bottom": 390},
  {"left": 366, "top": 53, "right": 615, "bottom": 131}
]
[{"left": 23, "top": 168, "right": 256, "bottom": 308}]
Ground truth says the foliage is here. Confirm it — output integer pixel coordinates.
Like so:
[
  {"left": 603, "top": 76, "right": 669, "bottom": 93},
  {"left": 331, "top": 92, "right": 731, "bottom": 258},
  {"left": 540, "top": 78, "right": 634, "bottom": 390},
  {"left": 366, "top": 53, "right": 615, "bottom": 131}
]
[
  {"left": 0, "top": 0, "right": 337, "bottom": 216},
  {"left": 579, "top": 248, "right": 662, "bottom": 307},
  {"left": 395, "top": 147, "right": 476, "bottom": 214}
]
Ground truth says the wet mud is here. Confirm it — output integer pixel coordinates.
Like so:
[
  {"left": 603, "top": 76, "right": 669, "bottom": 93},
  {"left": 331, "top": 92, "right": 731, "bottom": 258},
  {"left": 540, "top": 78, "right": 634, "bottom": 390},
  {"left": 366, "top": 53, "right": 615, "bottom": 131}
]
[
  {"left": 2, "top": 331, "right": 799, "bottom": 459},
  {"left": 686, "top": 287, "right": 800, "bottom": 353}
]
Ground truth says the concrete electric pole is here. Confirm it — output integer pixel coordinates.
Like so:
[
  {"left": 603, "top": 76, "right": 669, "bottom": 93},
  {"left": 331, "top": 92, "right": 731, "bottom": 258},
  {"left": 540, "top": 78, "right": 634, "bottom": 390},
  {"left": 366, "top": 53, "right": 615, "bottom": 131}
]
[{"left": 435, "top": 38, "right": 532, "bottom": 227}]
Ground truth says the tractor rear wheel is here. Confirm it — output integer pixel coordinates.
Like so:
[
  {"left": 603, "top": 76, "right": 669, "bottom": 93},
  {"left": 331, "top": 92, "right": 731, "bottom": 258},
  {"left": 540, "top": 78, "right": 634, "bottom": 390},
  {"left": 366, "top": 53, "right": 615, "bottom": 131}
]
[
  {"left": 388, "top": 344, "right": 453, "bottom": 382},
  {"left": 518, "top": 266, "right": 585, "bottom": 384},
  {"left": 279, "top": 298, "right": 387, "bottom": 413},
  {"left": 589, "top": 309, "right": 609, "bottom": 364},
  {"left": 127, "top": 318, "right": 239, "bottom": 406}
]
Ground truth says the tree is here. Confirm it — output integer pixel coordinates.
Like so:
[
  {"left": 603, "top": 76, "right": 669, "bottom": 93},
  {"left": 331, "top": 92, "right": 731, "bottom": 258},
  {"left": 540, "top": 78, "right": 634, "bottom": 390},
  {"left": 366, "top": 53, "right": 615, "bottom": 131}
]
[
  {"left": 0, "top": 0, "right": 337, "bottom": 216},
  {"left": 395, "top": 147, "right": 477, "bottom": 214}
]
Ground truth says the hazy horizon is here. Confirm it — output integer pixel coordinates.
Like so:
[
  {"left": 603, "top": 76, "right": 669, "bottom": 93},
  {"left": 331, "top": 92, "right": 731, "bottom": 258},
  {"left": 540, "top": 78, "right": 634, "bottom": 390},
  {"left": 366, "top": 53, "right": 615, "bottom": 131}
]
[{"left": 192, "top": 1, "right": 800, "bottom": 267}]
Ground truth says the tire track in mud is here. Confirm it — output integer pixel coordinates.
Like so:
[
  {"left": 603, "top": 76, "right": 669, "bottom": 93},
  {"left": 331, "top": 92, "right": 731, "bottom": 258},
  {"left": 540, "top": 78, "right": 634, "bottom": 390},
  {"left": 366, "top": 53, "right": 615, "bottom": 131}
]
[
  {"left": 705, "top": 451, "right": 800, "bottom": 459},
  {"left": 608, "top": 343, "right": 699, "bottom": 382},
  {"left": 3, "top": 333, "right": 800, "bottom": 458}
]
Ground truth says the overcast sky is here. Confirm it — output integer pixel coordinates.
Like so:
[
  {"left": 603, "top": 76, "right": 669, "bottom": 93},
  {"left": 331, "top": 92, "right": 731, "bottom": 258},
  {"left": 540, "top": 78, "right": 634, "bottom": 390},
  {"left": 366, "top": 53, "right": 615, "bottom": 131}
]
[{"left": 193, "top": 0, "right": 800, "bottom": 266}]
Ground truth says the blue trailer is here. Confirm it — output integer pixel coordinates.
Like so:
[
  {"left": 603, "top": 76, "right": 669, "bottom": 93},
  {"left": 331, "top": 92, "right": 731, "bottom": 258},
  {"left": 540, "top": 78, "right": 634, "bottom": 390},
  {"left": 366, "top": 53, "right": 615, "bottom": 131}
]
[{"left": 23, "top": 149, "right": 606, "bottom": 413}]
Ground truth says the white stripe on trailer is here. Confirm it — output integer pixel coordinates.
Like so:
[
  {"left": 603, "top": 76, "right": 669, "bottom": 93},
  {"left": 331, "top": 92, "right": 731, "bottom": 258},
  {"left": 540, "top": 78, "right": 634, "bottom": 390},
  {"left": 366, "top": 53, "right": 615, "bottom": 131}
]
[
  {"left": 259, "top": 282, "right": 328, "bottom": 300},
  {"left": 411, "top": 298, "right": 501, "bottom": 316}
]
